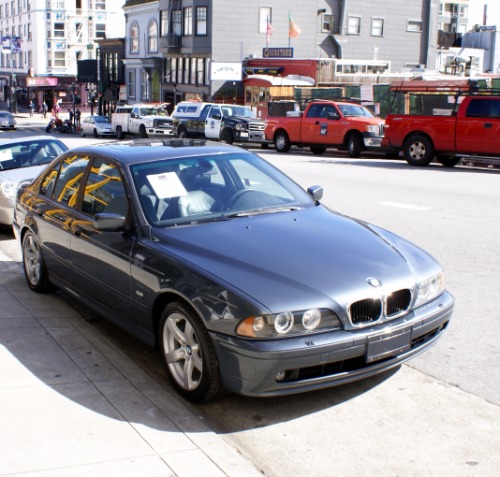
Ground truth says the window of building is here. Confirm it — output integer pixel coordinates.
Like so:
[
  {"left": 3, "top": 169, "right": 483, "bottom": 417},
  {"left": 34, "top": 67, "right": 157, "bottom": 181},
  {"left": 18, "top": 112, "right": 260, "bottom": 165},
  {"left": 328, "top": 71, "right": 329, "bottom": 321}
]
[
  {"left": 96, "top": 23, "right": 105, "bottom": 39},
  {"left": 95, "top": 1, "right": 106, "bottom": 10},
  {"left": 347, "top": 16, "right": 361, "bottom": 35},
  {"left": 196, "top": 58, "right": 204, "bottom": 85},
  {"left": 54, "top": 51, "right": 65, "bottom": 67},
  {"left": 321, "top": 14, "right": 335, "bottom": 33},
  {"left": 128, "top": 70, "right": 136, "bottom": 99},
  {"left": 371, "top": 17, "right": 384, "bottom": 36},
  {"left": 259, "top": 7, "right": 272, "bottom": 34},
  {"left": 184, "top": 7, "right": 192, "bottom": 36},
  {"left": 148, "top": 20, "right": 158, "bottom": 52},
  {"left": 53, "top": 22, "right": 65, "bottom": 38},
  {"left": 190, "top": 57, "right": 196, "bottom": 84},
  {"left": 407, "top": 19, "right": 422, "bottom": 32},
  {"left": 196, "top": 6, "right": 207, "bottom": 35},
  {"left": 172, "top": 9, "right": 182, "bottom": 36},
  {"left": 130, "top": 23, "right": 139, "bottom": 53},
  {"left": 160, "top": 10, "right": 168, "bottom": 36}
]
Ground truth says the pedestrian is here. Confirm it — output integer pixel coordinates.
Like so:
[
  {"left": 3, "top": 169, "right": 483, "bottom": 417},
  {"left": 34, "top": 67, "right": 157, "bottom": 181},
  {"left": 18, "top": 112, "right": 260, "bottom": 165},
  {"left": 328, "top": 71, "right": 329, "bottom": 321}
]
[
  {"left": 68, "top": 108, "right": 74, "bottom": 124},
  {"left": 75, "top": 108, "right": 81, "bottom": 129},
  {"left": 42, "top": 101, "right": 48, "bottom": 118},
  {"left": 28, "top": 101, "right": 35, "bottom": 118}
]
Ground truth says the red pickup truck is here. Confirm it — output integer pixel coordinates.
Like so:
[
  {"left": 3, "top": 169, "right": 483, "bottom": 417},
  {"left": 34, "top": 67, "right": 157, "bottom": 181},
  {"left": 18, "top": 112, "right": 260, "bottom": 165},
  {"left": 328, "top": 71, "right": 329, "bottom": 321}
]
[
  {"left": 264, "top": 100, "right": 385, "bottom": 157},
  {"left": 382, "top": 95, "right": 500, "bottom": 167}
]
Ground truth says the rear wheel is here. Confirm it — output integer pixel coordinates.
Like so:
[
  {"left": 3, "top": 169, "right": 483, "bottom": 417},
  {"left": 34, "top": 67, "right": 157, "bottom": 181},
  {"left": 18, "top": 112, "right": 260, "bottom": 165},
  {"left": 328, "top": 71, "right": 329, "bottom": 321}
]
[
  {"left": 159, "top": 302, "right": 222, "bottom": 402},
  {"left": 274, "top": 131, "right": 291, "bottom": 153},
  {"left": 178, "top": 128, "right": 189, "bottom": 139},
  {"left": 116, "top": 127, "right": 124, "bottom": 140},
  {"left": 403, "top": 135, "right": 434, "bottom": 166},
  {"left": 22, "top": 231, "right": 53, "bottom": 293}
]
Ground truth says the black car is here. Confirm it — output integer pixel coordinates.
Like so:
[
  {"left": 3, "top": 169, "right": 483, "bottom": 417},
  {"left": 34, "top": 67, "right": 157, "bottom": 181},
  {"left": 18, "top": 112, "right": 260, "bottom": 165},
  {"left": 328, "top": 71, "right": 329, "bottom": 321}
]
[{"left": 13, "top": 139, "right": 453, "bottom": 402}]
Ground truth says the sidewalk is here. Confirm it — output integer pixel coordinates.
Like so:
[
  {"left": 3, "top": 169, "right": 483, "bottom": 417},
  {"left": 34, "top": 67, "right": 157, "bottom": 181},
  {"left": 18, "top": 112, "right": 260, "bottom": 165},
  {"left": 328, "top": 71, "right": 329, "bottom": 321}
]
[{"left": 0, "top": 243, "right": 262, "bottom": 477}]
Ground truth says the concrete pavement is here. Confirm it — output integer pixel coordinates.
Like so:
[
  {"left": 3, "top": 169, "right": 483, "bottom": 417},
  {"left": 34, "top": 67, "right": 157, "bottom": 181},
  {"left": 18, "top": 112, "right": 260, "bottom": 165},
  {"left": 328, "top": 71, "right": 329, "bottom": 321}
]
[{"left": 0, "top": 238, "right": 262, "bottom": 477}]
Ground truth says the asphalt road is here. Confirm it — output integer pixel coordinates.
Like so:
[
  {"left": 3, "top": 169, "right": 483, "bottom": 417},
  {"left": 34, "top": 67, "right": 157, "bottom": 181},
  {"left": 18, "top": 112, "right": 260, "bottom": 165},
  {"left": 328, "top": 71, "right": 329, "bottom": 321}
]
[{"left": 2, "top": 125, "right": 499, "bottom": 476}]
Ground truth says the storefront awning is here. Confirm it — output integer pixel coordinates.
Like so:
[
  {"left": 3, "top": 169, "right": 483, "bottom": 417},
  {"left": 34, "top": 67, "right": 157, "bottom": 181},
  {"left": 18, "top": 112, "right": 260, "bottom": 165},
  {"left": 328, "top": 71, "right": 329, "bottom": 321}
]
[{"left": 245, "top": 74, "right": 315, "bottom": 86}]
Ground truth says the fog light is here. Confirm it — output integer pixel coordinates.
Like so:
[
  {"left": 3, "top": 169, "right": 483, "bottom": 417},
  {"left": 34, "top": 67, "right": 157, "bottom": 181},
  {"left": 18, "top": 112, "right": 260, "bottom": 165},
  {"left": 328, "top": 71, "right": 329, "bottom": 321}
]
[
  {"left": 276, "top": 371, "right": 286, "bottom": 382},
  {"left": 302, "top": 309, "right": 321, "bottom": 330},
  {"left": 274, "top": 312, "right": 294, "bottom": 334}
]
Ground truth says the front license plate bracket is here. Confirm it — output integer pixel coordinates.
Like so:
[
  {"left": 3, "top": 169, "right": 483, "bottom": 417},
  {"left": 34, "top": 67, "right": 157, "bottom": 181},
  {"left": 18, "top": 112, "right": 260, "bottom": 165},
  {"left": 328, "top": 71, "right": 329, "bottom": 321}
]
[{"left": 366, "top": 328, "right": 411, "bottom": 363}]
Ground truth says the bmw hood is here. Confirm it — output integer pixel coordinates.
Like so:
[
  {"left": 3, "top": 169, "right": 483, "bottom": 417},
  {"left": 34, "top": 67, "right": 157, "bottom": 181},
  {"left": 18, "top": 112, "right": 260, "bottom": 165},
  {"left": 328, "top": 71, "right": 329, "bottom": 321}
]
[{"left": 153, "top": 206, "right": 441, "bottom": 313}]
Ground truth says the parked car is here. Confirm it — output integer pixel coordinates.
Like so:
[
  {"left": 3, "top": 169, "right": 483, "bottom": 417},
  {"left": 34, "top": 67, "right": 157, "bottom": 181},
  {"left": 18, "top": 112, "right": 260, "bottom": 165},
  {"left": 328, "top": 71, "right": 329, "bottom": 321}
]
[
  {"left": 13, "top": 139, "right": 453, "bottom": 402},
  {"left": 0, "top": 136, "right": 68, "bottom": 227},
  {"left": 0, "top": 110, "right": 16, "bottom": 129},
  {"left": 80, "top": 115, "right": 115, "bottom": 138}
]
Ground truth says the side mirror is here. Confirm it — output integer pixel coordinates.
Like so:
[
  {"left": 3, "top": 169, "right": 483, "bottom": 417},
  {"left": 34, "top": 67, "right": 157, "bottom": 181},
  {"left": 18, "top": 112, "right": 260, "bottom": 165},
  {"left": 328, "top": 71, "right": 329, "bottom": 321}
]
[
  {"left": 212, "top": 113, "right": 222, "bottom": 120},
  {"left": 94, "top": 213, "right": 127, "bottom": 232},
  {"left": 307, "top": 185, "right": 323, "bottom": 203}
]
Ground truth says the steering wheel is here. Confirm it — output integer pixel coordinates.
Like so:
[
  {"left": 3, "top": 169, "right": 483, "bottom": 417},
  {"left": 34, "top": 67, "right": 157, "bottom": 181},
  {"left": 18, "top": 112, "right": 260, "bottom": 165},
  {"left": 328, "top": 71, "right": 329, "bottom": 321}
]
[{"left": 225, "top": 188, "right": 256, "bottom": 210}]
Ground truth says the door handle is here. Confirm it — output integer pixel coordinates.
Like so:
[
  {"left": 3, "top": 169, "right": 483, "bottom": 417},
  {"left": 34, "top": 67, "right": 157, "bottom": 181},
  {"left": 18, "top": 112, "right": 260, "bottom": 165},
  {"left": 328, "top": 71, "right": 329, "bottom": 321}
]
[
  {"left": 484, "top": 123, "right": 493, "bottom": 129},
  {"left": 315, "top": 121, "right": 320, "bottom": 125}
]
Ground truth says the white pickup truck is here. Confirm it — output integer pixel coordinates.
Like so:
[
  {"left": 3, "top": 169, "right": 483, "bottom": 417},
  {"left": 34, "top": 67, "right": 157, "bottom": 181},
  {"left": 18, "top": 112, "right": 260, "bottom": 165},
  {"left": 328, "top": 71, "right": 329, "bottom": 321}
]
[{"left": 111, "top": 104, "right": 174, "bottom": 139}]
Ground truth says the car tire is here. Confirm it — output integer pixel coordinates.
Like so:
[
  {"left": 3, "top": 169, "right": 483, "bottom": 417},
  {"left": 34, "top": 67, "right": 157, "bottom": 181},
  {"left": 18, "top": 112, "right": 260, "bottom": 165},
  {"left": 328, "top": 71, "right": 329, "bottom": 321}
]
[
  {"left": 116, "top": 127, "right": 124, "bottom": 140},
  {"left": 347, "top": 133, "right": 362, "bottom": 158},
  {"left": 22, "top": 231, "right": 53, "bottom": 294},
  {"left": 274, "top": 130, "right": 291, "bottom": 153},
  {"left": 178, "top": 128, "right": 189, "bottom": 139},
  {"left": 310, "top": 146, "right": 326, "bottom": 155},
  {"left": 93, "top": 129, "right": 99, "bottom": 138},
  {"left": 224, "top": 129, "right": 234, "bottom": 144},
  {"left": 403, "top": 135, "right": 434, "bottom": 166},
  {"left": 159, "top": 302, "right": 223, "bottom": 403},
  {"left": 139, "top": 125, "right": 148, "bottom": 138}
]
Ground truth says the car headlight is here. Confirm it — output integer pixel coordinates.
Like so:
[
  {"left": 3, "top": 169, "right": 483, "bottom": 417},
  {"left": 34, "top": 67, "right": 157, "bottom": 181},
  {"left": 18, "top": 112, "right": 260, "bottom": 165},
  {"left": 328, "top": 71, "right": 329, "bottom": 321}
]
[
  {"left": 1, "top": 181, "right": 17, "bottom": 200},
  {"left": 414, "top": 272, "right": 445, "bottom": 307},
  {"left": 236, "top": 308, "right": 341, "bottom": 339},
  {"left": 365, "top": 125, "right": 380, "bottom": 134},
  {"left": 145, "top": 120, "right": 154, "bottom": 127},
  {"left": 235, "top": 123, "right": 246, "bottom": 131}
]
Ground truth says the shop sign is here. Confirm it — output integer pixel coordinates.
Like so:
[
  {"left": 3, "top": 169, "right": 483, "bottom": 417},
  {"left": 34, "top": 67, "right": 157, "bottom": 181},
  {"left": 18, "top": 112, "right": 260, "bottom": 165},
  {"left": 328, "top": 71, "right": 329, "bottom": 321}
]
[
  {"left": 263, "top": 48, "right": 294, "bottom": 58},
  {"left": 27, "top": 77, "right": 58, "bottom": 87}
]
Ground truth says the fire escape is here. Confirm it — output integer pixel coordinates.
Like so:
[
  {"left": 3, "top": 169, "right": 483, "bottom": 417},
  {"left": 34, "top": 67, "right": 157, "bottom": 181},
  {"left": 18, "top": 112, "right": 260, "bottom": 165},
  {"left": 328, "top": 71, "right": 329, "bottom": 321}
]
[{"left": 161, "top": 0, "right": 182, "bottom": 51}]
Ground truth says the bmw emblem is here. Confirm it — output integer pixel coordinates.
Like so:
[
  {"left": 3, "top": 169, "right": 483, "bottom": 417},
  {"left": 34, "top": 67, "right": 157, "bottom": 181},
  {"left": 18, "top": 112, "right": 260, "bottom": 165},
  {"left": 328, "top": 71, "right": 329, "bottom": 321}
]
[{"left": 367, "top": 277, "right": 382, "bottom": 288}]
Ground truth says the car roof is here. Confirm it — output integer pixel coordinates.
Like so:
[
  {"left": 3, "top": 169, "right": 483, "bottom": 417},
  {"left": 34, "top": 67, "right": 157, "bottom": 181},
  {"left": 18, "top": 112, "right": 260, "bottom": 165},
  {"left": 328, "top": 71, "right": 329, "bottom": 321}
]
[{"left": 63, "top": 139, "right": 239, "bottom": 166}]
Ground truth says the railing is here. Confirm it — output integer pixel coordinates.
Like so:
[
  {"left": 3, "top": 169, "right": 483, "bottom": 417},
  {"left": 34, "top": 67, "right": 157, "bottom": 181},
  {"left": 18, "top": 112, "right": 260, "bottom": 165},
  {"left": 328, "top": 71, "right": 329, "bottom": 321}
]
[{"left": 160, "top": 34, "right": 182, "bottom": 48}]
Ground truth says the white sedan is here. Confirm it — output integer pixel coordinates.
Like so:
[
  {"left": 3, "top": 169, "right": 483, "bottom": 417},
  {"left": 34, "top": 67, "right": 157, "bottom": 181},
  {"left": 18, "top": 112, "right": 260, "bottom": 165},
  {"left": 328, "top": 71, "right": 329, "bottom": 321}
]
[{"left": 80, "top": 115, "right": 115, "bottom": 138}]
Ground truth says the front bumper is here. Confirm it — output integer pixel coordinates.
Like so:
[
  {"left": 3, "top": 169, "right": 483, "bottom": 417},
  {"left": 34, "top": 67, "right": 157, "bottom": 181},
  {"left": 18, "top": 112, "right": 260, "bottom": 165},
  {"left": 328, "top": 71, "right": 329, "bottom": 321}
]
[
  {"left": 235, "top": 130, "right": 266, "bottom": 143},
  {"left": 211, "top": 291, "right": 453, "bottom": 397},
  {"left": 362, "top": 132, "right": 384, "bottom": 148},
  {"left": 147, "top": 128, "right": 174, "bottom": 136}
]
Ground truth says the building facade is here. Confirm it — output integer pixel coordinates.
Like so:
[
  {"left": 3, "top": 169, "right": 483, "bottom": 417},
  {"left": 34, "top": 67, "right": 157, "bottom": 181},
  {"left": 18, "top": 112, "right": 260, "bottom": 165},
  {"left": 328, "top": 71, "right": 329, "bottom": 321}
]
[
  {"left": 123, "top": 0, "right": 442, "bottom": 107},
  {"left": 0, "top": 0, "right": 124, "bottom": 112}
]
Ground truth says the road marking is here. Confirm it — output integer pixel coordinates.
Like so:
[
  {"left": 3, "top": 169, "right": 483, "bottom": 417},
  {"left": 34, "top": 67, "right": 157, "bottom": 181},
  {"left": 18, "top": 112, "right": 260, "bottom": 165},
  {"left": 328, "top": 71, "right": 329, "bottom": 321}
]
[{"left": 380, "top": 201, "right": 431, "bottom": 211}]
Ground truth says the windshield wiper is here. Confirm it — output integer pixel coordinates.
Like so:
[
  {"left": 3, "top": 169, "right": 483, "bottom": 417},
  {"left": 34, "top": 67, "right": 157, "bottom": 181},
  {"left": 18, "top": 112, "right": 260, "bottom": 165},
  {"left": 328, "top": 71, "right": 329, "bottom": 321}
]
[{"left": 222, "top": 206, "right": 303, "bottom": 219}]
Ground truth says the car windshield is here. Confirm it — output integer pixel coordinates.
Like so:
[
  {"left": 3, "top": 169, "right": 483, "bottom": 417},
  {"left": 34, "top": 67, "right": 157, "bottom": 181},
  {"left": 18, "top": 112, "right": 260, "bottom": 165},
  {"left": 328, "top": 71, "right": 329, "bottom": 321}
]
[
  {"left": 0, "top": 112, "right": 12, "bottom": 119},
  {"left": 95, "top": 116, "right": 111, "bottom": 123},
  {"left": 0, "top": 140, "right": 67, "bottom": 171},
  {"left": 337, "top": 104, "right": 376, "bottom": 118},
  {"left": 139, "top": 108, "right": 161, "bottom": 116},
  {"left": 222, "top": 106, "right": 256, "bottom": 119},
  {"left": 131, "top": 151, "right": 315, "bottom": 226}
]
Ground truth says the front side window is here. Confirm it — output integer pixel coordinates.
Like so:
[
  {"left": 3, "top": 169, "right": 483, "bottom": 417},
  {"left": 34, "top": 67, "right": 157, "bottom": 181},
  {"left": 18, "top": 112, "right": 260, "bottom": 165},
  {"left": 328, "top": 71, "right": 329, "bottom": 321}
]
[
  {"left": 52, "top": 155, "right": 90, "bottom": 207},
  {"left": 81, "top": 159, "right": 128, "bottom": 217},
  {"left": 130, "top": 23, "right": 139, "bottom": 53}
]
